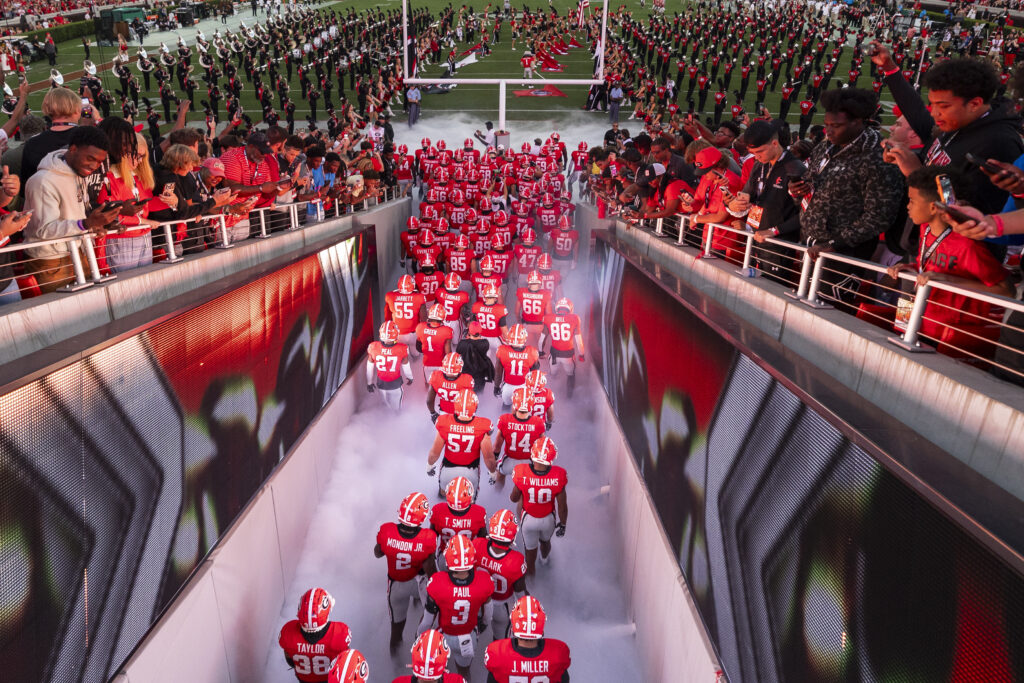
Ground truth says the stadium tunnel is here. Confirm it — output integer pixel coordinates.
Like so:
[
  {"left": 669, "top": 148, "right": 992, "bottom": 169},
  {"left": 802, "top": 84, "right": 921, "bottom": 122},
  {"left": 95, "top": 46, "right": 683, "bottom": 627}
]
[{"left": 0, "top": 193, "right": 1022, "bottom": 683}]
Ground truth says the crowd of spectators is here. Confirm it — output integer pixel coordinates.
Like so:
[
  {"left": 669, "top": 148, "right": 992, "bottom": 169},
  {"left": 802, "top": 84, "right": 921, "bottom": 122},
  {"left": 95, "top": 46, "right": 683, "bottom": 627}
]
[
  {"left": 0, "top": 85, "right": 397, "bottom": 305},
  {"left": 584, "top": 49, "right": 1024, "bottom": 384}
]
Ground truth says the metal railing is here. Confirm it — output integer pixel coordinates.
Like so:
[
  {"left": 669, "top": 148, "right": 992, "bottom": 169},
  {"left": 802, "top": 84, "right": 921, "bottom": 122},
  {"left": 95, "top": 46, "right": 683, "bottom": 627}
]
[
  {"left": 617, "top": 208, "right": 1024, "bottom": 382},
  {"left": 0, "top": 185, "right": 399, "bottom": 304}
]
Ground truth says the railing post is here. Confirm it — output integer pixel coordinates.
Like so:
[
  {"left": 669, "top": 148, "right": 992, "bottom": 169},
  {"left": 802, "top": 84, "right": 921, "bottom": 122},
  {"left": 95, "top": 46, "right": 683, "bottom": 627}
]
[
  {"left": 161, "top": 222, "right": 183, "bottom": 263},
  {"left": 786, "top": 250, "right": 813, "bottom": 300},
  {"left": 654, "top": 217, "right": 664, "bottom": 236},
  {"left": 256, "top": 208, "right": 269, "bottom": 239},
  {"left": 82, "top": 234, "right": 116, "bottom": 283},
  {"left": 888, "top": 283, "right": 936, "bottom": 353},
  {"left": 801, "top": 253, "right": 832, "bottom": 308},
  {"left": 736, "top": 233, "right": 757, "bottom": 277},
  {"left": 701, "top": 222, "right": 714, "bottom": 257},
  {"left": 289, "top": 203, "right": 299, "bottom": 230},
  {"left": 676, "top": 215, "right": 689, "bottom": 246},
  {"left": 57, "top": 238, "right": 94, "bottom": 291},
  {"left": 217, "top": 215, "right": 234, "bottom": 249}
]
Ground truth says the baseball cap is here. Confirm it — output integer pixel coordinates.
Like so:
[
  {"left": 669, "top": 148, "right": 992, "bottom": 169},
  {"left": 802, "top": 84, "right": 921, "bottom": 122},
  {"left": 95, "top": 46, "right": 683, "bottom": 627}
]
[
  {"left": 468, "top": 321, "right": 483, "bottom": 335},
  {"left": 201, "top": 157, "right": 226, "bottom": 176},
  {"left": 636, "top": 163, "right": 666, "bottom": 187},
  {"left": 694, "top": 147, "right": 724, "bottom": 173},
  {"left": 246, "top": 130, "right": 273, "bottom": 154}
]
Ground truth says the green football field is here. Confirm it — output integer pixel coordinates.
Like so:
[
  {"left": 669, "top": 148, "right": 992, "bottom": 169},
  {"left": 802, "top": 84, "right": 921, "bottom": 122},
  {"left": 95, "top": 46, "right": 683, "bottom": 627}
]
[{"left": 4, "top": 0, "right": 881, "bottom": 131}]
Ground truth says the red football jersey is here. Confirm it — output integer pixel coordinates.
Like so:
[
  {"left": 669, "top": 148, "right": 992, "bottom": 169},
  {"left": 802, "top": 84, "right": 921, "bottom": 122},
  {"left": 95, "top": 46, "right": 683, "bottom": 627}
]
[
  {"left": 415, "top": 271, "right": 444, "bottom": 303},
  {"left": 376, "top": 522, "right": 438, "bottom": 581},
  {"left": 497, "top": 412, "right": 546, "bottom": 461},
  {"left": 484, "top": 638, "right": 572, "bottom": 682},
  {"left": 433, "top": 230, "right": 453, "bottom": 254},
  {"left": 386, "top": 291, "right": 426, "bottom": 334},
  {"left": 516, "top": 288, "right": 551, "bottom": 324},
  {"left": 470, "top": 232, "right": 491, "bottom": 257},
  {"left": 415, "top": 322, "right": 453, "bottom": 367},
  {"left": 429, "top": 370, "right": 475, "bottom": 413},
  {"left": 472, "top": 301, "right": 509, "bottom": 338},
  {"left": 395, "top": 154, "right": 414, "bottom": 180},
  {"left": 487, "top": 248, "right": 515, "bottom": 277},
  {"left": 538, "top": 271, "right": 561, "bottom": 294},
  {"left": 449, "top": 204, "right": 469, "bottom": 225},
  {"left": 444, "top": 246, "right": 473, "bottom": 280},
  {"left": 513, "top": 463, "right": 568, "bottom": 518},
  {"left": 367, "top": 342, "right": 410, "bottom": 385},
  {"left": 496, "top": 345, "right": 540, "bottom": 385},
  {"left": 491, "top": 221, "right": 516, "bottom": 246},
  {"left": 549, "top": 229, "right": 579, "bottom": 258},
  {"left": 430, "top": 502, "right": 487, "bottom": 551},
  {"left": 436, "top": 414, "right": 493, "bottom": 466},
  {"left": 471, "top": 273, "right": 505, "bottom": 301},
  {"left": 535, "top": 206, "right": 560, "bottom": 232},
  {"left": 400, "top": 230, "right": 420, "bottom": 259},
  {"left": 427, "top": 569, "right": 495, "bottom": 636},
  {"left": 392, "top": 675, "right": 465, "bottom": 683},
  {"left": 411, "top": 243, "right": 444, "bottom": 267},
  {"left": 513, "top": 244, "right": 542, "bottom": 272},
  {"left": 542, "top": 313, "right": 580, "bottom": 353},
  {"left": 529, "top": 387, "right": 554, "bottom": 420},
  {"left": 436, "top": 288, "right": 470, "bottom": 323},
  {"left": 279, "top": 620, "right": 352, "bottom": 683},
  {"left": 472, "top": 538, "right": 527, "bottom": 602}
]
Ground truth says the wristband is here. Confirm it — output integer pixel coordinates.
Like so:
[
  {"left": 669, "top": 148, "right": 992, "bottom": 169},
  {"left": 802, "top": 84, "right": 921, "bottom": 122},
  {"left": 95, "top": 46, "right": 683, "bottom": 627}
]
[
  {"left": 992, "top": 213, "right": 1006, "bottom": 237},
  {"left": 78, "top": 219, "right": 87, "bottom": 231},
  {"left": 882, "top": 67, "right": 901, "bottom": 78},
  {"left": 771, "top": 227, "right": 780, "bottom": 236}
]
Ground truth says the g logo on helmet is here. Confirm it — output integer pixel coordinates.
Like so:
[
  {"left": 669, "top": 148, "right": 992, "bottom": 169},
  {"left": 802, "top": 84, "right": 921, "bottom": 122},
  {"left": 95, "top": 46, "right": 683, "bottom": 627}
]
[{"left": 357, "top": 661, "right": 369, "bottom": 677}]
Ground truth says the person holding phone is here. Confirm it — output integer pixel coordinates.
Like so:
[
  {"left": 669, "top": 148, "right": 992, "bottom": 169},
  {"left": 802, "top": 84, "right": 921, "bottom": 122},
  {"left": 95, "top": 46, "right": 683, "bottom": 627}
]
[
  {"left": 97, "top": 133, "right": 162, "bottom": 273},
  {"left": 0, "top": 167, "right": 30, "bottom": 305},
  {"left": 688, "top": 146, "right": 743, "bottom": 255}
]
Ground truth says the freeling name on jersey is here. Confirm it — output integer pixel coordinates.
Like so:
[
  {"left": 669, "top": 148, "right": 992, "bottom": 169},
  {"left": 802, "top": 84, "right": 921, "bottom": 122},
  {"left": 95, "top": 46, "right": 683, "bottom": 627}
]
[
  {"left": 450, "top": 422, "right": 476, "bottom": 435},
  {"left": 386, "top": 537, "right": 423, "bottom": 552},
  {"left": 512, "top": 660, "right": 550, "bottom": 673}
]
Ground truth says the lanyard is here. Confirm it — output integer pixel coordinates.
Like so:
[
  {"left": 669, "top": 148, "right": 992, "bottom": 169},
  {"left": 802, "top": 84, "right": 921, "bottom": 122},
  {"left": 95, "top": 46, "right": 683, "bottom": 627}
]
[{"left": 919, "top": 227, "right": 952, "bottom": 272}]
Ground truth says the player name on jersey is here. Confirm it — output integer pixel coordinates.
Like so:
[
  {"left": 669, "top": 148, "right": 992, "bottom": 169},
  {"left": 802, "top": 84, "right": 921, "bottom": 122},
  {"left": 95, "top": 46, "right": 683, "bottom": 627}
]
[
  {"left": 512, "top": 660, "right": 552, "bottom": 673},
  {"left": 294, "top": 641, "right": 329, "bottom": 655},
  {"left": 383, "top": 536, "right": 429, "bottom": 553}
]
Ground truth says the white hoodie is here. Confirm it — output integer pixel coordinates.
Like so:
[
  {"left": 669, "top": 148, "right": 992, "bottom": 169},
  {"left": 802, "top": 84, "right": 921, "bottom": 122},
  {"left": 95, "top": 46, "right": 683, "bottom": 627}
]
[{"left": 24, "top": 149, "right": 90, "bottom": 259}]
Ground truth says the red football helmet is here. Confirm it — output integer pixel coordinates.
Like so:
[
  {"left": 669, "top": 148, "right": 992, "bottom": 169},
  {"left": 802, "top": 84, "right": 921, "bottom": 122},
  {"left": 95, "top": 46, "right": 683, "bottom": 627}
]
[
  {"left": 488, "top": 508, "right": 519, "bottom": 544},
  {"left": 557, "top": 214, "right": 571, "bottom": 230},
  {"left": 435, "top": 217, "right": 450, "bottom": 233},
  {"left": 554, "top": 297, "right": 574, "bottom": 313},
  {"left": 464, "top": 207, "right": 479, "bottom": 224},
  {"left": 510, "top": 597, "right": 546, "bottom": 640},
  {"left": 521, "top": 142, "right": 531, "bottom": 154},
  {"left": 435, "top": 168, "right": 450, "bottom": 184},
  {"left": 515, "top": 200, "right": 530, "bottom": 216},
  {"left": 511, "top": 386, "right": 533, "bottom": 414},
  {"left": 422, "top": 204, "right": 439, "bottom": 220},
  {"left": 379, "top": 320, "right": 400, "bottom": 344},
  {"left": 445, "top": 476, "right": 475, "bottom": 511},
  {"left": 464, "top": 137, "right": 474, "bottom": 149},
  {"left": 444, "top": 534, "right": 476, "bottom": 571},
  {"left": 421, "top": 137, "right": 432, "bottom": 148},
  {"left": 542, "top": 193, "right": 554, "bottom": 208},
  {"left": 328, "top": 649, "right": 369, "bottom": 683},
  {"left": 453, "top": 388, "right": 479, "bottom": 420},
  {"left": 507, "top": 323, "right": 528, "bottom": 348},
  {"left": 444, "top": 271, "right": 462, "bottom": 290},
  {"left": 520, "top": 227, "right": 537, "bottom": 245},
  {"left": 525, "top": 369, "right": 548, "bottom": 393},
  {"left": 297, "top": 587, "right": 335, "bottom": 633},
  {"left": 450, "top": 188, "right": 465, "bottom": 205},
  {"left": 479, "top": 255, "right": 495, "bottom": 272},
  {"left": 407, "top": 216, "right": 421, "bottom": 231},
  {"left": 398, "top": 491, "right": 430, "bottom": 526},
  {"left": 530, "top": 436, "right": 557, "bottom": 466},
  {"left": 537, "top": 253, "right": 553, "bottom": 271},
  {"left": 397, "top": 274, "right": 416, "bottom": 294},
  {"left": 441, "top": 351, "right": 464, "bottom": 376},
  {"left": 481, "top": 284, "right": 500, "bottom": 301},
  {"left": 527, "top": 270, "right": 542, "bottom": 287},
  {"left": 454, "top": 234, "right": 471, "bottom": 250},
  {"left": 492, "top": 209, "right": 509, "bottom": 226},
  {"left": 467, "top": 168, "right": 480, "bottom": 182},
  {"left": 419, "top": 230, "right": 435, "bottom": 247},
  {"left": 426, "top": 187, "right": 440, "bottom": 203},
  {"left": 398, "top": 144, "right": 409, "bottom": 155},
  {"left": 411, "top": 629, "right": 451, "bottom": 679},
  {"left": 551, "top": 132, "right": 560, "bottom": 142},
  {"left": 427, "top": 303, "right": 445, "bottom": 321},
  {"left": 578, "top": 141, "right": 588, "bottom": 151},
  {"left": 491, "top": 232, "right": 509, "bottom": 250},
  {"left": 437, "top": 139, "right": 447, "bottom": 151},
  {"left": 454, "top": 149, "right": 466, "bottom": 163},
  {"left": 419, "top": 255, "right": 436, "bottom": 270}
]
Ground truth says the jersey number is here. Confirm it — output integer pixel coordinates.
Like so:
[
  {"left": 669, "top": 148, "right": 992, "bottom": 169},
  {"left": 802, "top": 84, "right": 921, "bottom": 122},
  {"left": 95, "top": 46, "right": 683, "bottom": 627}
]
[
  {"left": 490, "top": 573, "right": 509, "bottom": 596},
  {"left": 522, "top": 298, "right": 543, "bottom": 316},
  {"left": 550, "top": 322, "right": 573, "bottom": 342},
  {"left": 396, "top": 300, "right": 416, "bottom": 319},
  {"left": 394, "top": 552, "right": 412, "bottom": 571},
  {"left": 292, "top": 654, "right": 332, "bottom": 676},
  {"left": 555, "top": 236, "right": 573, "bottom": 252},
  {"left": 451, "top": 598, "right": 472, "bottom": 626},
  {"left": 507, "top": 359, "right": 524, "bottom": 377},
  {"left": 509, "top": 431, "right": 532, "bottom": 454},
  {"left": 375, "top": 355, "right": 399, "bottom": 373},
  {"left": 510, "top": 677, "right": 550, "bottom": 683},
  {"left": 424, "top": 335, "right": 435, "bottom": 352},
  {"left": 478, "top": 312, "right": 496, "bottom": 329},
  {"left": 446, "top": 433, "right": 476, "bottom": 452},
  {"left": 527, "top": 488, "right": 553, "bottom": 505}
]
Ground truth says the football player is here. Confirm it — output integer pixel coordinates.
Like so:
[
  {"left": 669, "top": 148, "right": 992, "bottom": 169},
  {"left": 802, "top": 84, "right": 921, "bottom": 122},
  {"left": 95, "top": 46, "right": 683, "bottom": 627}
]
[
  {"left": 401, "top": 216, "right": 423, "bottom": 272},
  {"left": 427, "top": 389, "right": 497, "bottom": 494},
  {"left": 515, "top": 271, "right": 552, "bottom": 349},
  {"left": 416, "top": 304, "right": 454, "bottom": 384},
  {"left": 524, "top": 370, "right": 554, "bottom": 430},
  {"left": 548, "top": 215, "right": 580, "bottom": 269},
  {"left": 471, "top": 285, "right": 510, "bottom": 363},
  {"left": 494, "top": 324, "right": 540, "bottom": 409},
  {"left": 422, "top": 535, "right": 495, "bottom": 678},
  {"left": 538, "top": 297, "right": 584, "bottom": 398},
  {"left": 510, "top": 228, "right": 542, "bottom": 286},
  {"left": 279, "top": 588, "right": 352, "bottom": 683},
  {"left": 534, "top": 254, "right": 562, "bottom": 298},
  {"left": 367, "top": 320, "right": 414, "bottom": 411},
  {"left": 493, "top": 387, "right": 546, "bottom": 488},
  {"left": 435, "top": 272, "right": 471, "bottom": 340},
  {"left": 386, "top": 275, "right": 427, "bottom": 358},
  {"left": 484, "top": 596, "right": 571, "bottom": 683},
  {"left": 392, "top": 629, "right": 466, "bottom": 683},
  {"left": 444, "top": 234, "right": 474, "bottom": 284},
  {"left": 485, "top": 232, "right": 515, "bottom": 281},
  {"left": 327, "top": 649, "right": 369, "bottom": 683},
  {"left": 474, "top": 510, "right": 528, "bottom": 640},
  {"left": 375, "top": 492, "right": 439, "bottom": 654},
  {"left": 430, "top": 476, "right": 487, "bottom": 568},
  {"left": 510, "top": 438, "right": 567, "bottom": 576},
  {"left": 415, "top": 256, "right": 445, "bottom": 304},
  {"left": 427, "top": 352, "right": 475, "bottom": 423},
  {"left": 470, "top": 256, "right": 504, "bottom": 303}
]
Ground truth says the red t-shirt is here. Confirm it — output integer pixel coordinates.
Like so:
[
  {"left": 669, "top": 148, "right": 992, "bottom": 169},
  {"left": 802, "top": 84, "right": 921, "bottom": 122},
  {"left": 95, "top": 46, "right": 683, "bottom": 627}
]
[
  {"left": 376, "top": 523, "right": 438, "bottom": 581},
  {"left": 279, "top": 620, "right": 352, "bottom": 683},
  {"left": 220, "top": 146, "right": 275, "bottom": 207}
]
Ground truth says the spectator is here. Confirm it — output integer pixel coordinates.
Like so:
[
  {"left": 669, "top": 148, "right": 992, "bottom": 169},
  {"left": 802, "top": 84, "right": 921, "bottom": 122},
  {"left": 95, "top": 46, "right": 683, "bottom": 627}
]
[
  {"left": 789, "top": 88, "right": 904, "bottom": 306},
  {"left": 888, "top": 167, "right": 1013, "bottom": 345},
  {"left": 19, "top": 87, "right": 82, "bottom": 188},
  {"left": 0, "top": 81, "right": 29, "bottom": 158},
  {"left": 1, "top": 114, "right": 46, "bottom": 181},
  {"left": 220, "top": 131, "right": 282, "bottom": 240},
  {"left": 455, "top": 321, "right": 494, "bottom": 391},
  {"left": 687, "top": 146, "right": 743, "bottom": 255},
  {"left": 150, "top": 144, "right": 231, "bottom": 253},
  {"left": 23, "top": 126, "right": 121, "bottom": 293},
  {"left": 650, "top": 135, "right": 698, "bottom": 188},
  {"left": 96, "top": 133, "right": 161, "bottom": 273},
  {"left": 0, "top": 170, "right": 30, "bottom": 305},
  {"left": 406, "top": 85, "right": 421, "bottom": 127}
]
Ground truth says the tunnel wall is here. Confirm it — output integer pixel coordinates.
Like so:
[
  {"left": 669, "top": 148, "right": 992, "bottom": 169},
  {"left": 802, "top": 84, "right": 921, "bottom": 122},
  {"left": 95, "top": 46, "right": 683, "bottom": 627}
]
[
  {"left": 588, "top": 234, "right": 1024, "bottom": 683},
  {"left": 0, "top": 228, "right": 378, "bottom": 683}
]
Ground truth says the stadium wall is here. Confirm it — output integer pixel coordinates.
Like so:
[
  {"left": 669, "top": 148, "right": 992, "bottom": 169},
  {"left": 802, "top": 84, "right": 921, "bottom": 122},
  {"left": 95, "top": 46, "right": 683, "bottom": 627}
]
[{"left": 582, "top": 204, "right": 1024, "bottom": 504}]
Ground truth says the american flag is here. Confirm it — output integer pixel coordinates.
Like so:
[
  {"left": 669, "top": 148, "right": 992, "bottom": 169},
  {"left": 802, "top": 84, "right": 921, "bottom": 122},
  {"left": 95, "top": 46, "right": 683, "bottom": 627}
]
[{"left": 576, "top": 0, "right": 590, "bottom": 26}]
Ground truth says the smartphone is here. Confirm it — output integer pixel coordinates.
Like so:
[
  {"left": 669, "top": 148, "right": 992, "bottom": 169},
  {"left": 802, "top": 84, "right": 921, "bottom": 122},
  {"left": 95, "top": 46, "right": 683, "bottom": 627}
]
[
  {"left": 163, "top": 182, "right": 176, "bottom": 195},
  {"left": 936, "top": 174, "right": 956, "bottom": 204},
  {"left": 933, "top": 201, "right": 973, "bottom": 223},
  {"left": 81, "top": 97, "right": 89, "bottom": 107},
  {"left": 132, "top": 196, "right": 156, "bottom": 205},
  {"left": 103, "top": 200, "right": 126, "bottom": 210},
  {"left": 965, "top": 152, "right": 1001, "bottom": 174}
]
